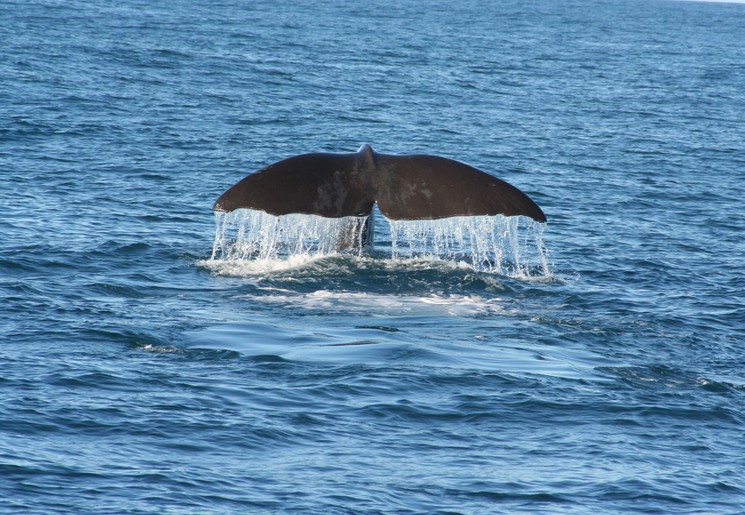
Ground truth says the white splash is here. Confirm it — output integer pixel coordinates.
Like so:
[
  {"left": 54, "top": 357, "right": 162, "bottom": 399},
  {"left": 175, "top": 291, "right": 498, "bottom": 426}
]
[{"left": 203, "top": 209, "right": 551, "bottom": 279}]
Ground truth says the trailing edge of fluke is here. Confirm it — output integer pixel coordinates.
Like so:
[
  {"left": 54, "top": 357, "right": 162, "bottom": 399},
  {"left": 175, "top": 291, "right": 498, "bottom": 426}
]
[{"left": 213, "top": 144, "right": 547, "bottom": 223}]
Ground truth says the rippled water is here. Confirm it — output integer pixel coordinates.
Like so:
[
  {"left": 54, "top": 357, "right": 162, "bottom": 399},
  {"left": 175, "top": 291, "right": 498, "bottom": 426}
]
[{"left": 2, "top": 0, "right": 745, "bottom": 513}]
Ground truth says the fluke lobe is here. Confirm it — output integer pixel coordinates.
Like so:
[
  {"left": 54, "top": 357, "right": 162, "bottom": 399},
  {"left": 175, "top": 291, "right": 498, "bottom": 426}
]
[{"left": 213, "top": 144, "right": 546, "bottom": 223}]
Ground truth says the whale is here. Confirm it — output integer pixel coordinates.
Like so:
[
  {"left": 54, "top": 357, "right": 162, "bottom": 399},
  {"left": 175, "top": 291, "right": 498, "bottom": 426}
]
[{"left": 213, "top": 144, "right": 546, "bottom": 247}]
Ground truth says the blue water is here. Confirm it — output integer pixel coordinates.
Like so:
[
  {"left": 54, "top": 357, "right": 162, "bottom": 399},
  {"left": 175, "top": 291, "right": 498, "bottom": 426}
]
[{"left": 2, "top": 0, "right": 745, "bottom": 512}]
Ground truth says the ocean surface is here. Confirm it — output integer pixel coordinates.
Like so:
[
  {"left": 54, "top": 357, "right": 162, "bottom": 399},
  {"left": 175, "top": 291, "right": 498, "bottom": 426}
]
[{"left": 2, "top": 0, "right": 745, "bottom": 513}]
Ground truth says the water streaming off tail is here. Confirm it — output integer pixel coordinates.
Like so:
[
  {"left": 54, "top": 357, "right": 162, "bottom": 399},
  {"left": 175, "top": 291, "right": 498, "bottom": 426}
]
[
  {"left": 388, "top": 215, "right": 550, "bottom": 278},
  {"left": 208, "top": 209, "right": 550, "bottom": 278},
  {"left": 210, "top": 210, "right": 369, "bottom": 261}
]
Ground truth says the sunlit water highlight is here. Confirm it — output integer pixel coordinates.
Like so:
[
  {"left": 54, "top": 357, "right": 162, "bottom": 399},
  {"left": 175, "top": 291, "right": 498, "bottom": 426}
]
[{"left": 206, "top": 208, "right": 551, "bottom": 278}]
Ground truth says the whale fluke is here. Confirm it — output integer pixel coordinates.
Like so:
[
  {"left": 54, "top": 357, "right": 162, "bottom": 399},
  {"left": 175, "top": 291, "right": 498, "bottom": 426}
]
[{"left": 213, "top": 144, "right": 546, "bottom": 223}]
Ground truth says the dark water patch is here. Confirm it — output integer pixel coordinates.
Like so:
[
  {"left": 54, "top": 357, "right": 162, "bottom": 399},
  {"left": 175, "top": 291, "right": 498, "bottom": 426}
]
[
  {"left": 81, "top": 327, "right": 167, "bottom": 348},
  {"left": 592, "top": 478, "right": 692, "bottom": 510},
  {"left": 86, "top": 280, "right": 153, "bottom": 299},
  {"left": 98, "top": 241, "right": 153, "bottom": 255},
  {"left": 356, "top": 324, "right": 401, "bottom": 333},
  {"left": 601, "top": 365, "right": 745, "bottom": 398},
  {"left": 245, "top": 353, "right": 292, "bottom": 363},
  {"left": 44, "top": 370, "right": 136, "bottom": 390},
  {"left": 453, "top": 487, "right": 571, "bottom": 506}
]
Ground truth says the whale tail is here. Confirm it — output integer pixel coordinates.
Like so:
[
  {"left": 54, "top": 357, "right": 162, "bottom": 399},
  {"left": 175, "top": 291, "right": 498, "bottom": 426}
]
[
  {"left": 213, "top": 146, "right": 546, "bottom": 223},
  {"left": 372, "top": 154, "right": 546, "bottom": 222}
]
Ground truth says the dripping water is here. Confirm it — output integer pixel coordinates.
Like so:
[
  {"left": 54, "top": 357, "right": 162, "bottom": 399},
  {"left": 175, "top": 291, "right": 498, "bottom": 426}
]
[
  {"left": 210, "top": 210, "right": 369, "bottom": 261},
  {"left": 388, "top": 215, "right": 550, "bottom": 278},
  {"left": 206, "top": 209, "right": 551, "bottom": 278}
]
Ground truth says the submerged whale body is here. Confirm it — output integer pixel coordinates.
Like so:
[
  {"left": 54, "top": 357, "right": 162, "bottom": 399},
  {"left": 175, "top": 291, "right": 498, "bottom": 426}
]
[{"left": 214, "top": 144, "right": 546, "bottom": 222}]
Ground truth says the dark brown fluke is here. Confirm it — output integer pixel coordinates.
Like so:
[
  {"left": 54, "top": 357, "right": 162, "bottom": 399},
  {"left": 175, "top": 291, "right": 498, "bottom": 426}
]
[{"left": 213, "top": 144, "right": 546, "bottom": 223}]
